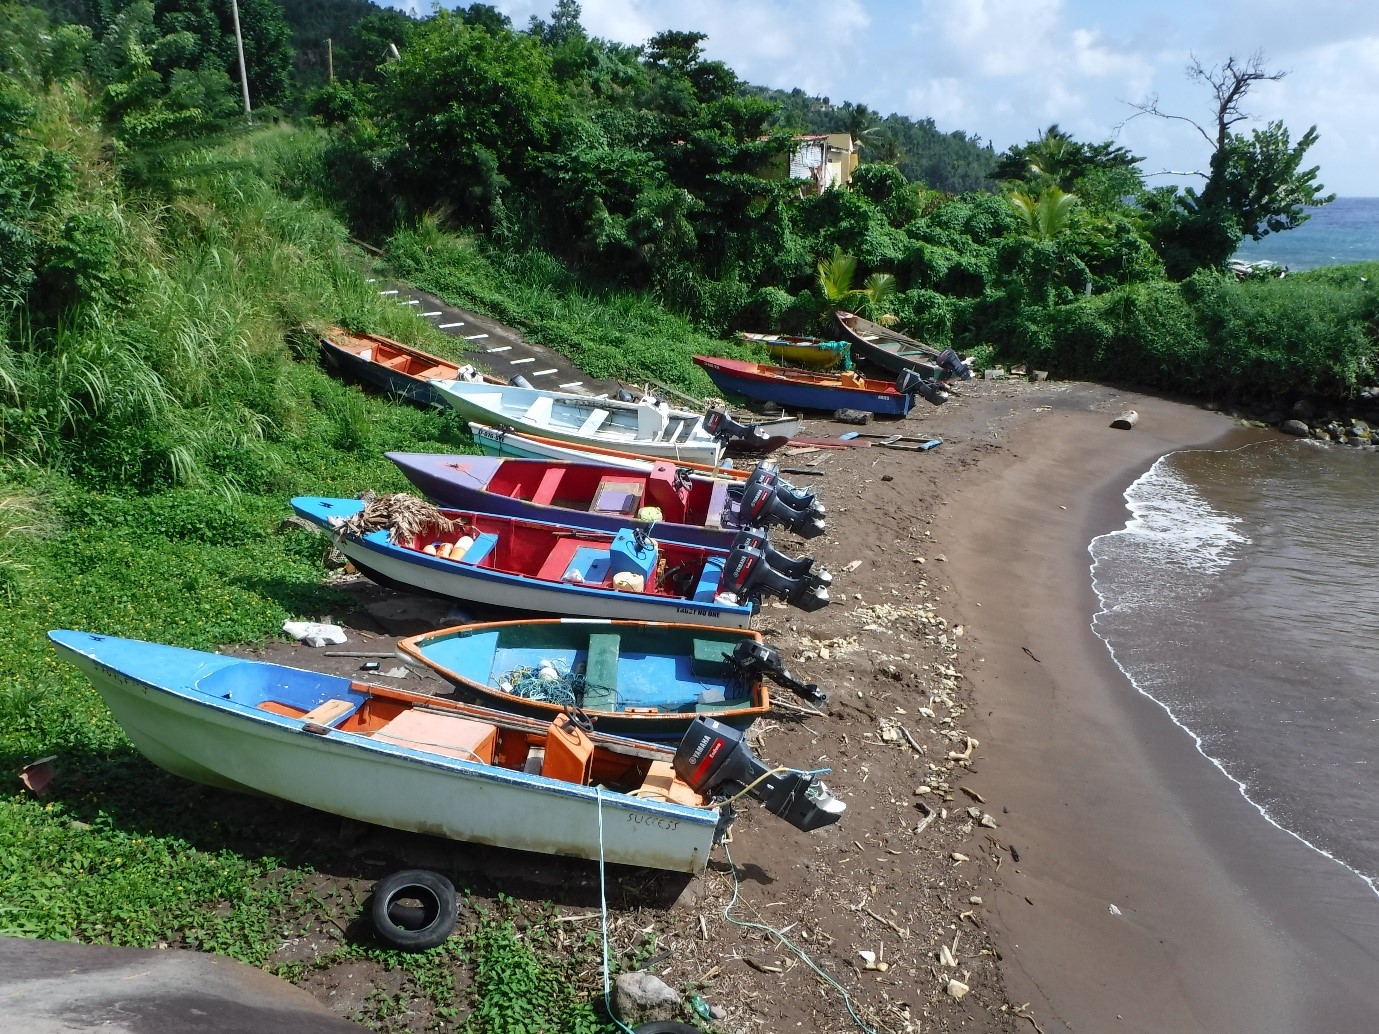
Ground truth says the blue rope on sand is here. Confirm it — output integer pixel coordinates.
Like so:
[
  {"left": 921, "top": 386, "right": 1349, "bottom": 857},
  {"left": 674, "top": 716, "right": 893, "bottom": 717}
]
[{"left": 500, "top": 661, "right": 586, "bottom": 708}]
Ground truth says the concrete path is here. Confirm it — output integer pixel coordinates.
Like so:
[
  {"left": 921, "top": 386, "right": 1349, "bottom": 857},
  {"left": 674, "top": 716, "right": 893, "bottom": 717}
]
[
  {"left": 0, "top": 937, "right": 368, "bottom": 1033},
  {"left": 370, "top": 279, "right": 625, "bottom": 397}
]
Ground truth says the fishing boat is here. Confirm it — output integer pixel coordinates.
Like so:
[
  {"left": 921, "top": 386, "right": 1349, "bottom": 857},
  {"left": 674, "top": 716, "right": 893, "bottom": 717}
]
[
  {"left": 468, "top": 423, "right": 750, "bottom": 480},
  {"left": 49, "top": 630, "right": 844, "bottom": 874},
  {"left": 386, "top": 453, "right": 826, "bottom": 548},
  {"left": 397, "top": 619, "right": 771, "bottom": 740},
  {"left": 319, "top": 327, "right": 498, "bottom": 406},
  {"left": 833, "top": 311, "right": 972, "bottom": 381},
  {"left": 386, "top": 454, "right": 738, "bottom": 549},
  {"left": 694, "top": 356, "right": 949, "bottom": 414},
  {"left": 734, "top": 332, "right": 850, "bottom": 370},
  {"left": 291, "top": 496, "right": 833, "bottom": 627},
  {"left": 432, "top": 382, "right": 792, "bottom": 465}
]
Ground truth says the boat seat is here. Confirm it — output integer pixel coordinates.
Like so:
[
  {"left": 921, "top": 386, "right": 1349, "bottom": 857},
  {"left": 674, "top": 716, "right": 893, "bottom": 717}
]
[
  {"left": 529, "top": 467, "right": 566, "bottom": 506},
  {"left": 636, "top": 404, "right": 670, "bottom": 442},
  {"left": 581, "top": 633, "right": 620, "bottom": 711},
  {"left": 663, "top": 420, "right": 687, "bottom": 445},
  {"left": 299, "top": 698, "right": 359, "bottom": 728},
  {"left": 692, "top": 556, "right": 727, "bottom": 603},
  {"left": 522, "top": 395, "right": 554, "bottom": 425},
  {"left": 691, "top": 637, "right": 738, "bottom": 677},
  {"left": 373, "top": 710, "right": 497, "bottom": 764},
  {"left": 416, "top": 365, "right": 454, "bottom": 379},
  {"left": 537, "top": 539, "right": 610, "bottom": 584},
  {"left": 577, "top": 408, "right": 611, "bottom": 436},
  {"left": 541, "top": 716, "right": 594, "bottom": 784},
  {"left": 456, "top": 532, "right": 499, "bottom": 565},
  {"left": 637, "top": 760, "right": 702, "bottom": 806},
  {"left": 380, "top": 355, "right": 411, "bottom": 369}
]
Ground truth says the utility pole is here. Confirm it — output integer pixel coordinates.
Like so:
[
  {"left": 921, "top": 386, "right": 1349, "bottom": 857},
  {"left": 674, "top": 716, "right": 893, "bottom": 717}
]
[
  {"left": 229, "top": 0, "right": 252, "bottom": 116},
  {"left": 326, "top": 37, "right": 334, "bottom": 82}
]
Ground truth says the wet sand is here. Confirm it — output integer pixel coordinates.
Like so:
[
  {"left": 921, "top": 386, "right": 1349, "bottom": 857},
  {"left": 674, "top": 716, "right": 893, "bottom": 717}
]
[{"left": 941, "top": 387, "right": 1379, "bottom": 1032}]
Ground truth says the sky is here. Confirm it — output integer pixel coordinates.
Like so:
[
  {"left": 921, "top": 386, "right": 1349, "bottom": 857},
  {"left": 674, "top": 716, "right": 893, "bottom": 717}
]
[{"left": 392, "top": 0, "right": 1379, "bottom": 197}]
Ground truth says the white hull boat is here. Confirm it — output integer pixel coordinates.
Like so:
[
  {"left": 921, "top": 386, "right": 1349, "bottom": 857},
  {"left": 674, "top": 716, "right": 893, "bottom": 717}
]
[{"left": 49, "top": 631, "right": 844, "bottom": 874}]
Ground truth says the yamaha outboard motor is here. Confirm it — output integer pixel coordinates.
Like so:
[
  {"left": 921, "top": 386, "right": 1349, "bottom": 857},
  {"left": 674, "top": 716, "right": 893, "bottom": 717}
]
[
  {"left": 729, "top": 460, "right": 826, "bottom": 538},
  {"left": 719, "top": 528, "right": 831, "bottom": 612},
  {"left": 748, "top": 460, "right": 822, "bottom": 515},
  {"left": 675, "top": 717, "right": 845, "bottom": 832},
  {"left": 895, "top": 368, "right": 948, "bottom": 407},
  {"left": 937, "top": 347, "right": 973, "bottom": 380},
  {"left": 727, "top": 639, "right": 828, "bottom": 706},
  {"left": 703, "top": 407, "right": 771, "bottom": 448}
]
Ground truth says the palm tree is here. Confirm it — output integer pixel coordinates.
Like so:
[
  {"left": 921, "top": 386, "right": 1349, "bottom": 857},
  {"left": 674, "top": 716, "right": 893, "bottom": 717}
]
[
  {"left": 1009, "top": 185, "right": 1078, "bottom": 239},
  {"left": 816, "top": 248, "right": 898, "bottom": 324}
]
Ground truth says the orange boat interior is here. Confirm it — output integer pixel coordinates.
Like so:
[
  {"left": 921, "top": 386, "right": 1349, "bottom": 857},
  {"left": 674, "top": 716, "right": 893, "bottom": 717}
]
[
  {"left": 255, "top": 687, "right": 704, "bottom": 806},
  {"left": 329, "top": 328, "right": 459, "bottom": 380}
]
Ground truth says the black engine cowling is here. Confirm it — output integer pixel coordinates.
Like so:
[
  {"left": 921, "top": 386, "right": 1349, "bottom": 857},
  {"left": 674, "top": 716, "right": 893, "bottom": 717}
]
[
  {"left": 674, "top": 716, "right": 845, "bottom": 832},
  {"left": 896, "top": 368, "right": 948, "bottom": 406},
  {"left": 703, "top": 407, "right": 770, "bottom": 445},
  {"left": 937, "top": 347, "right": 973, "bottom": 379},
  {"left": 719, "top": 527, "right": 831, "bottom": 612},
  {"left": 727, "top": 460, "right": 826, "bottom": 538}
]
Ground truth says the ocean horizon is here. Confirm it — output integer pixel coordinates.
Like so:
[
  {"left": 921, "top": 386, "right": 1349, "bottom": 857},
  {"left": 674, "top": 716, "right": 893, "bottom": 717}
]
[{"left": 1232, "top": 195, "right": 1379, "bottom": 271}]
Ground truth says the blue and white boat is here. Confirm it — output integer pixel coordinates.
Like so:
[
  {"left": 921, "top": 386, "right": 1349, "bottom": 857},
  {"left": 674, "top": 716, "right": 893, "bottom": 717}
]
[
  {"left": 291, "top": 496, "right": 757, "bottom": 628},
  {"left": 49, "top": 631, "right": 844, "bottom": 873}
]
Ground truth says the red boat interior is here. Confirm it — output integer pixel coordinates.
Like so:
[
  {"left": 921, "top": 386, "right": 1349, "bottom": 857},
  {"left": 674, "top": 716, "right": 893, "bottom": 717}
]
[
  {"left": 477, "top": 460, "right": 708, "bottom": 522},
  {"left": 255, "top": 688, "right": 704, "bottom": 805},
  {"left": 398, "top": 512, "right": 727, "bottom": 602}
]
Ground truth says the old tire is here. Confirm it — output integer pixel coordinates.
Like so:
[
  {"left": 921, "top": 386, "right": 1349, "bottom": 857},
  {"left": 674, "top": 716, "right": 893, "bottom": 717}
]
[
  {"left": 370, "top": 869, "right": 456, "bottom": 951},
  {"left": 632, "top": 1024, "right": 704, "bottom": 1034}
]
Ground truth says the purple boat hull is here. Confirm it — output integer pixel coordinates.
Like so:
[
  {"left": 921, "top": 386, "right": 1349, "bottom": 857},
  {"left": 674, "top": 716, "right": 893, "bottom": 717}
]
[{"left": 386, "top": 453, "right": 738, "bottom": 550}]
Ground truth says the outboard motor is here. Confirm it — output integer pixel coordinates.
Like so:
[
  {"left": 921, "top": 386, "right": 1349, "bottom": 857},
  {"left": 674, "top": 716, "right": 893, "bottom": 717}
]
[
  {"left": 719, "top": 528, "right": 831, "bottom": 612},
  {"left": 509, "top": 374, "right": 534, "bottom": 390},
  {"left": 895, "top": 368, "right": 948, "bottom": 407},
  {"left": 727, "top": 639, "right": 828, "bottom": 706},
  {"left": 729, "top": 461, "right": 826, "bottom": 538},
  {"left": 937, "top": 347, "right": 973, "bottom": 380},
  {"left": 674, "top": 717, "right": 845, "bottom": 832},
  {"left": 703, "top": 407, "right": 771, "bottom": 447}
]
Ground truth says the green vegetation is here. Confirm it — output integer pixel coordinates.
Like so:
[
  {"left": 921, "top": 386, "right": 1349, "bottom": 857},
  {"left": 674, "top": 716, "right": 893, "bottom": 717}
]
[{"left": 2, "top": 0, "right": 1377, "bottom": 1029}]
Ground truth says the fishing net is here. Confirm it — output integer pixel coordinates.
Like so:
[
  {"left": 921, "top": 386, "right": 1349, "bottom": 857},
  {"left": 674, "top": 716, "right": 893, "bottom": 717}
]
[
  {"left": 499, "top": 659, "right": 590, "bottom": 709},
  {"left": 332, "top": 492, "right": 456, "bottom": 544}
]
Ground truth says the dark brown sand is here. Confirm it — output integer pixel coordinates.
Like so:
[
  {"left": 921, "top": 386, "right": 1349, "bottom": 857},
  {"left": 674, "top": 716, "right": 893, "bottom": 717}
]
[{"left": 942, "top": 386, "right": 1379, "bottom": 1033}]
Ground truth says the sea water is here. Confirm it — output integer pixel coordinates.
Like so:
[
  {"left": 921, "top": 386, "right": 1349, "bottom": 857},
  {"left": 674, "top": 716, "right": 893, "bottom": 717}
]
[
  {"left": 1090, "top": 439, "right": 1379, "bottom": 897},
  {"left": 1233, "top": 195, "right": 1379, "bottom": 271}
]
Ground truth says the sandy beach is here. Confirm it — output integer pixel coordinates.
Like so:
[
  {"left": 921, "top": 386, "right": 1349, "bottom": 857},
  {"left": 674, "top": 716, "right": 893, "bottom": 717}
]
[
  {"left": 942, "top": 385, "right": 1379, "bottom": 1032},
  {"left": 210, "top": 375, "right": 1379, "bottom": 1033}
]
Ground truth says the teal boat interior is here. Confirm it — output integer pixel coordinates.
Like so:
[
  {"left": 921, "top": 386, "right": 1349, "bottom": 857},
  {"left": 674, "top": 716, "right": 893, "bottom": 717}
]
[{"left": 414, "top": 623, "right": 756, "bottom": 715}]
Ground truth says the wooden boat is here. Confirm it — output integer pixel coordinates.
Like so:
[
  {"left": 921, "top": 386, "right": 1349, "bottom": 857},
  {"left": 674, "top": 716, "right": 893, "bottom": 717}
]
[
  {"left": 291, "top": 496, "right": 756, "bottom": 628},
  {"left": 833, "top": 311, "right": 949, "bottom": 378},
  {"left": 432, "top": 382, "right": 731, "bottom": 465},
  {"left": 385, "top": 453, "right": 739, "bottom": 550},
  {"left": 467, "top": 423, "right": 751, "bottom": 481},
  {"left": 694, "top": 355, "right": 931, "bottom": 415},
  {"left": 48, "top": 631, "right": 842, "bottom": 873},
  {"left": 734, "top": 331, "right": 850, "bottom": 370},
  {"left": 397, "top": 619, "right": 770, "bottom": 740},
  {"left": 319, "top": 327, "right": 499, "bottom": 406}
]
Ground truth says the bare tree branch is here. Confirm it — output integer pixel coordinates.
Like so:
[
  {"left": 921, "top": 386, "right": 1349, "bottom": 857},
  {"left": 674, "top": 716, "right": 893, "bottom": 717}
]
[{"left": 1188, "top": 50, "right": 1287, "bottom": 152}]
